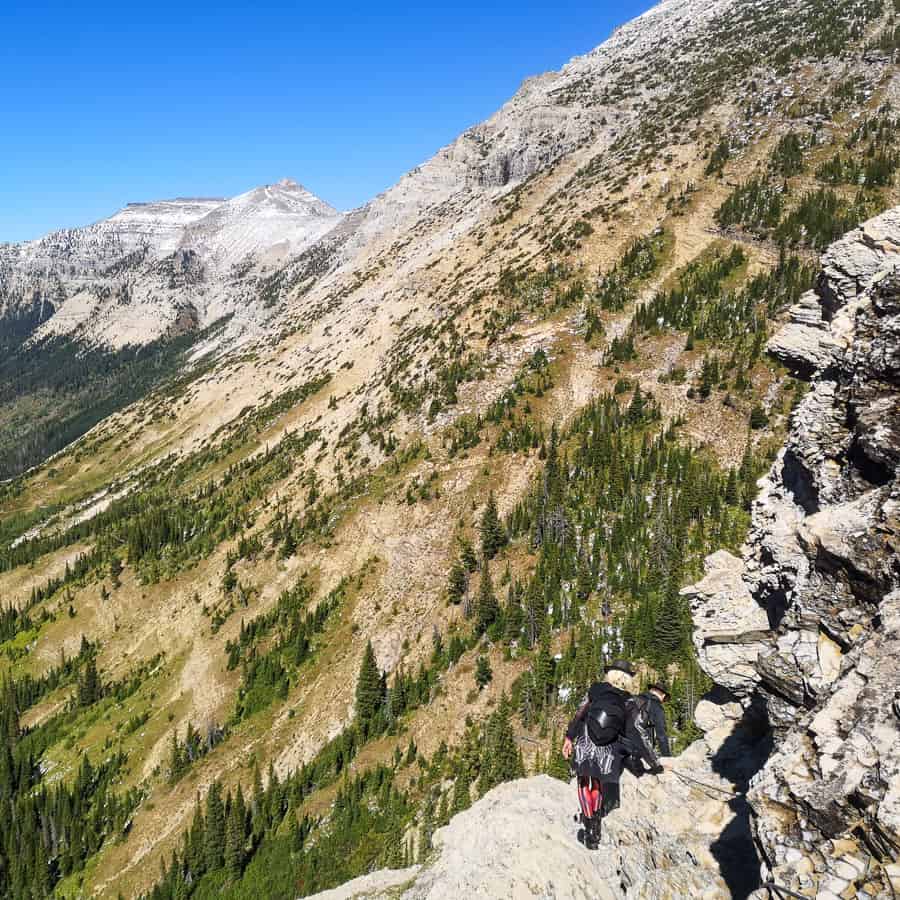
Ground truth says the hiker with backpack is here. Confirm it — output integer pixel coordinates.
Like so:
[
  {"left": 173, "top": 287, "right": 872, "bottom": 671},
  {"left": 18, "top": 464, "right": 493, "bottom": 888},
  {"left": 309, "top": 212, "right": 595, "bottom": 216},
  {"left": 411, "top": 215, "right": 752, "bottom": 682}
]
[
  {"left": 561, "top": 660, "right": 663, "bottom": 850},
  {"left": 635, "top": 683, "right": 671, "bottom": 757}
]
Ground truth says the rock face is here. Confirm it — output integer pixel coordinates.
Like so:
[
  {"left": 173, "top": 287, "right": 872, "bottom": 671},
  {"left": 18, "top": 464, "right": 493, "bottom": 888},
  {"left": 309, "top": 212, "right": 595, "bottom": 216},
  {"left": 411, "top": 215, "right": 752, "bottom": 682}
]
[
  {"left": 308, "top": 747, "right": 768, "bottom": 900},
  {"left": 689, "top": 207, "right": 900, "bottom": 899},
  {"left": 683, "top": 550, "right": 771, "bottom": 699}
]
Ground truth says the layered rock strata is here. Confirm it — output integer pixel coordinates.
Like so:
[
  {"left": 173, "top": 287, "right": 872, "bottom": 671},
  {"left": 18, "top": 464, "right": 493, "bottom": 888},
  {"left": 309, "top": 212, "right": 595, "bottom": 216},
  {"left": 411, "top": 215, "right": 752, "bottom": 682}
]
[{"left": 686, "top": 208, "right": 900, "bottom": 899}]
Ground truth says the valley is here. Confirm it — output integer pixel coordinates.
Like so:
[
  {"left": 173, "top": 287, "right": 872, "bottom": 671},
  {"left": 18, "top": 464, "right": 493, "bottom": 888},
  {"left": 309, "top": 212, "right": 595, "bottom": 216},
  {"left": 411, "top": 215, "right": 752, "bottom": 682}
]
[{"left": 1, "top": 0, "right": 900, "bottom": 897}]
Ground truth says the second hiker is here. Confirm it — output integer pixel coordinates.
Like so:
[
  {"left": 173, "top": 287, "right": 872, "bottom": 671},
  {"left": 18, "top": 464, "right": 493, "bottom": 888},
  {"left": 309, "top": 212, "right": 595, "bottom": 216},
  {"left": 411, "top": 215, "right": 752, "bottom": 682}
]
[
  {"left": 635, "top": 682, "right": 671, "bottom": 757},
  {"left": 561, "top": 659, "right": 663, "bottom": 850}
]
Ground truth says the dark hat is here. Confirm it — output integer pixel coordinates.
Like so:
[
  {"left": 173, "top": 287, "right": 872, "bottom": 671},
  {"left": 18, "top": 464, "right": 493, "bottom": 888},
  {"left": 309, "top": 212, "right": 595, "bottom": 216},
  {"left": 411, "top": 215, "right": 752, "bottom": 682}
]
[
  {"left": 648, "top": 682, "right": 670, "bottom": 698},
  {"left": 605, "top": 659, "right": 636, "bottom": 676}
]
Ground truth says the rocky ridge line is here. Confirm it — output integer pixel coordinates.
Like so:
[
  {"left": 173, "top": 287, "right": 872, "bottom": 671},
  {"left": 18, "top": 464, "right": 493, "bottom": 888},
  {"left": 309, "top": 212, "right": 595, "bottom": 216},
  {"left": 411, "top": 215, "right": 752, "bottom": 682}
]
[{"left": 687, "top": 206, "right": 900, "bottom": 899}]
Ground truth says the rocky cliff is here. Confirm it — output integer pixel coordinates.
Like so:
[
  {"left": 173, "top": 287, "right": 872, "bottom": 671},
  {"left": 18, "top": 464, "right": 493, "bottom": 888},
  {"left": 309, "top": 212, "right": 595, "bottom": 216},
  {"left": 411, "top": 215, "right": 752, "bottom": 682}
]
[{"left": 687, "top": 207, "right": 900, "bottom": 898}]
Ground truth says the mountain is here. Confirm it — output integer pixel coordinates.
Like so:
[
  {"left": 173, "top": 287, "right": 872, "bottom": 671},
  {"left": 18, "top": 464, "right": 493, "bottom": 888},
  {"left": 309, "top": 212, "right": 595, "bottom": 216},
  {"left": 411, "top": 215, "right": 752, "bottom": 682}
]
[
  {"left": 1, "top": 0, "right": 899, "bottom": 898},
  {"left": 178, "top": 179, "right": 342, "bottom": 266},
  {"left": 0, "top": 179, "right": 342, "bottom": 354},
  {"left": 0, "top": 179, "right": 343, "bottom": 478}
]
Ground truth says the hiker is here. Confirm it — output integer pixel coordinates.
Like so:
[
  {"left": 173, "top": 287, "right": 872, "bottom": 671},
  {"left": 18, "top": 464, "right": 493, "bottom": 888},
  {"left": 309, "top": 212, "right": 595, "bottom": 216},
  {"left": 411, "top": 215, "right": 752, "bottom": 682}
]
[
  {"left": 561, "top": 660, "right": 662, "bottom": 850},
  {"left": 636, "top": 682, "right": 671, "bottom": 757}
]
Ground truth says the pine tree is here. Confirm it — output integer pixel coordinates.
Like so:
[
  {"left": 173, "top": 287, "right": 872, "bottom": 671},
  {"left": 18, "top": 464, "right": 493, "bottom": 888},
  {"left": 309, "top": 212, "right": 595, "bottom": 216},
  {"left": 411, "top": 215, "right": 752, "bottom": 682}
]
[
  {"left": 355, "top": 641, "right": 383, "bottom": 736},
  {"left": 480, "top": 697, "right": 524, "bottom": 792},
  {"left": 626, "top": 385, "right": 646, "bottom": 424},
  {"left": 475, "top": 655, "right": 493, "bottom": 691},
  {"left": 224, "top": 795, "right": 243, "bottom": 879},
  {"left": 503, "top": 583, "right": 524, "bottom": 644},
  {"left": 724, "top": 468, "right": 740, "bottom": 506},
  {"left": 234, "top": 784, "right": 247, "bottom": 845},
  {"left": 451, "top": 768, "right": 472, "bottom": 814},
  {"left": 532, "top": 627, "right": 554, "bottom": 710},
  {"left": 480, "top": 492, "right": 506, "bottom": 560},
  {"left": 653, "top": 590, "right": 686, "bottom": 665},
  {"left": 459, "top": 537, "right": 478, "bottom": 572},
  {"left": 77, "top": 651, "right": 100, "bottom": 707},
  {"left": 523, "top": 576, "right": 545, "bottom": 648},
  {"left": 437, "top": 790, "right": 450, "bottom": 827},
  {"left": 186, "top": 801, "right": 206, "bottom": 878},
  {"left": 749, "top": 404, "right": 769, "bottom": 429},
  {"left": 545, "top": 729, "right": 571, "bottom": 781},
  {"left": 575, "top": 543, "right": 593, "bottom": 602},
  {"left": 447, "top": 560, "right": 468, "bottom": 604},
  {"left": 168, "top": 729, "right": 184, "bottom": 783},
  {"left": 476, "top": 565, "right": 499, "bottom": 635},
  {"left": 204, "top": 781, "right": 225, "bottom": 872}
]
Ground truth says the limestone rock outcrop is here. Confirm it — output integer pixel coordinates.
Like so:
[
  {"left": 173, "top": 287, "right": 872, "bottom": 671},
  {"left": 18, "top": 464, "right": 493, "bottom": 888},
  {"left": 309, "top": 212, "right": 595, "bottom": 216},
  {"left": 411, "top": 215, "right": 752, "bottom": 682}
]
[
  {"left": 690, "top": 207, "right": 900, "bottom": 899},
  {"left": 683, "top": 550, "right": 771, "bottom": 699},
  {"left": 309, "top": 748, "right": 764, "bottom": 900}
]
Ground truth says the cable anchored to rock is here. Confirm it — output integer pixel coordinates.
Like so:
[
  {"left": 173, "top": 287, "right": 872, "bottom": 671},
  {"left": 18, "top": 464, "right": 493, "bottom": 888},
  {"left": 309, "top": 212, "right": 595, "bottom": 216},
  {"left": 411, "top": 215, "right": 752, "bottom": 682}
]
[{"left": 671, "top": 769, "right": 745, "bottom": 799}]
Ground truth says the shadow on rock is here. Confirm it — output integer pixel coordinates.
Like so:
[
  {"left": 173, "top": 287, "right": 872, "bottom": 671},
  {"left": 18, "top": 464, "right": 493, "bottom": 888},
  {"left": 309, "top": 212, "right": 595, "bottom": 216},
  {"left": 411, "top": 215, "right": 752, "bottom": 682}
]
[{"left": 707, "top": 710, "right": 774, "bottom": 899}]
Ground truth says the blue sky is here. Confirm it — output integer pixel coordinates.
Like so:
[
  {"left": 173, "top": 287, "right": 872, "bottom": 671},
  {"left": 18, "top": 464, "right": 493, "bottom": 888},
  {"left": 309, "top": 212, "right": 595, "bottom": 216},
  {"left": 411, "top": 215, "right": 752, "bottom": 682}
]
[{"left": 1, "top": 1, "right": 655, "bottom": 241}]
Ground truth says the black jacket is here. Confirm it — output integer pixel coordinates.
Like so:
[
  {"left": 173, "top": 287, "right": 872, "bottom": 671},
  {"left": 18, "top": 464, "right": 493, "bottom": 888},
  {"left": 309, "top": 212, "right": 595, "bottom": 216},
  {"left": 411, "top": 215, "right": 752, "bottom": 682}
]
[
  {"left": 638, "top": 692, "right": 671, "bottom": 757},
  {"left": 565, "top": 683, "right": 660, "bottom": 779}
]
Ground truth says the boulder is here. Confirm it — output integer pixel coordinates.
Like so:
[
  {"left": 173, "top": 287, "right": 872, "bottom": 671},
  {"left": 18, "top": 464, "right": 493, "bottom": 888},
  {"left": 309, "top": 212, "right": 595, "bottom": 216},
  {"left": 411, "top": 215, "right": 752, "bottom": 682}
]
[
  {"left": 682, "top": 550, "right": 770, "bottom": 698},
  {"left": 766, "top": 290, "right": 837, "bottom": 376}
]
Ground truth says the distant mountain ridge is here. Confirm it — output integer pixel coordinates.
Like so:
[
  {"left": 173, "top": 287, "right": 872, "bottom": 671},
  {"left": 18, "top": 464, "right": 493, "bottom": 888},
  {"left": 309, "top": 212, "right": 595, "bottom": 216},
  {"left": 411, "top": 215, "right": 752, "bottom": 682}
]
[{"left": 0, "top": 178, "right": 343, "bottom": 351}]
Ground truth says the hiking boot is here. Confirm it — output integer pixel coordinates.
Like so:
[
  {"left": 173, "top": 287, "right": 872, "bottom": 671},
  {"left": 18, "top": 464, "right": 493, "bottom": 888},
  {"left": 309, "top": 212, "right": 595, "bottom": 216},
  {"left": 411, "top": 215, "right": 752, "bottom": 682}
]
[{"left": 584, "top": 814, "right": 602, "bottom": 850}]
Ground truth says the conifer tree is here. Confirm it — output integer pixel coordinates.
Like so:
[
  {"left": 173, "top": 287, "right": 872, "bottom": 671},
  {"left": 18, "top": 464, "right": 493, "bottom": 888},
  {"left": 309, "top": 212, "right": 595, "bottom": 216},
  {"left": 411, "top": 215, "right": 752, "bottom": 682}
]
[
  {"left": 204, "top": 781, "right": 225, "bottom": 872},
  {"left": 480, "top": 492, "right": 506, "bottom": 560},
  {"left": 523, "top": 577, "right": 546, "bottom": 648},
  {"left": 355, "top": 641, "right": 383, "bottom": 736},
  {"left": 447, "top": 560, "right": 467, "bottom": 604},
  {"left": 479, "top": 697, "right": 525, "bottom": 794},
  {"left": 503, "top": 583, "right": 524, "bottom": 644},
  {"left": 437, "top": 790, "right": 450, "bottom": 827},
  {"left": 451, "top": 768, "right": 472, "bottom": 814},
  {"left": 459, "top": 537, "right": 478, "bottom": 572},
  {"left": 575, "top": 543, "right": 593, "bottom": 602},
  {"left": 626, "top": 385, "right": 647, "bottom": 424},
  {"left": 77, "top": 651, "right": 100, "bottom": 707},
  {"left": 225, "top": 796, "right": 244, "bottom": 879},
  {"left": 475, "top": 655, "right": 493, "bottom": 691},
  {"left": 168, "top": 729, "right": 184, "bottom": 783},
  {"left": 476, "top": 565, "right": 499, "bottom": 635},
  {"left": 653, "top": 590, "right": 686, "bottom": 664},
  {"left": 532, "top": 627, "right": 555, "bottom": 710},
  {"left": 545, "top": 729, "right": 571, "bottom": 781}
]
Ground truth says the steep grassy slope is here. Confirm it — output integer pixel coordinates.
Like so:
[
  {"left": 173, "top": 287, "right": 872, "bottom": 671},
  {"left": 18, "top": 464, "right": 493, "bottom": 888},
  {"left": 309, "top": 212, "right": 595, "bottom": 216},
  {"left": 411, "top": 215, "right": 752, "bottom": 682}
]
[{"left": 2, "top": 1, "right": 900, "bottom": 898}]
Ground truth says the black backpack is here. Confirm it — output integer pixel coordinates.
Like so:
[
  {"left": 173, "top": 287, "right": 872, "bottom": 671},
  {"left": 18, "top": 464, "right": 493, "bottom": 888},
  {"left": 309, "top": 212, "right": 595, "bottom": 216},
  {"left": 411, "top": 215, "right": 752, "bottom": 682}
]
[
  {"left": 632, "top": 694, "right": 656, "bottom": 742},
  {"left": 586, "top": 689, "right": 627, "bottom": 746}
]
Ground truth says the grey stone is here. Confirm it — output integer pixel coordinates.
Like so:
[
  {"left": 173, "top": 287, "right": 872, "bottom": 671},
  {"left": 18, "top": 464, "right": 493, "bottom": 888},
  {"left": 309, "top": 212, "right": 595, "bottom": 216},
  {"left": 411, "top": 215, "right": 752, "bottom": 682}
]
[
  {"left": 308, "top": 773, "right": 743, "bottom": 899},
  {"left": 689, "top": 208, "right": 900, "bottom": 898}
]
